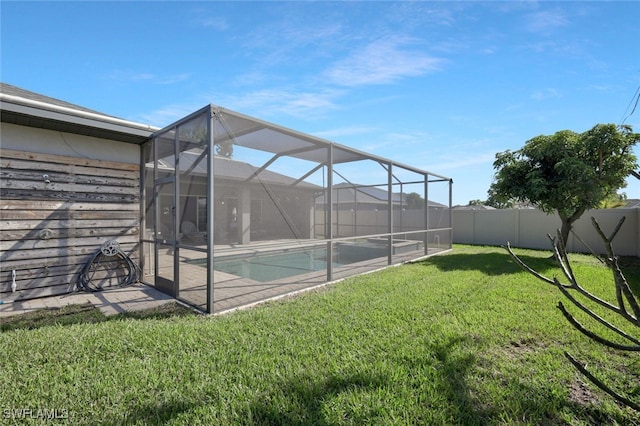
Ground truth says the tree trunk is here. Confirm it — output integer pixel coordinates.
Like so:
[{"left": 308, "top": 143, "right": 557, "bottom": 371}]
[
  {"left": 559, "top": 217, "right": 572, "bottom": 250},
  {"left": 558, "top": 207, "right": 587, "bottom": 251}
]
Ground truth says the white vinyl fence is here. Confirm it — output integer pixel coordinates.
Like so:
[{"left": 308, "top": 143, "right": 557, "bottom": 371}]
[{"left": 453, "top": 208, "right": 640, "bottom": 257}]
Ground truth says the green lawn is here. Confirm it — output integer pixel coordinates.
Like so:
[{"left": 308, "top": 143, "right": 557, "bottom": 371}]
[{"left": 1, "top": 245, "right": 639, "bottom": 425}]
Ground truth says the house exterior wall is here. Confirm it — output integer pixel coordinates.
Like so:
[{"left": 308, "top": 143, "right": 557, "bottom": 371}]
[
  {"left": 1, "top": 122, "right": 139, "bottom": 164},
  {"left": 452, "top": 208, "right": 639, "bottom": 257},
  {"left": 255, "top": 187, "right": 315, "bottom": 240},
  {"left": 150, "top": 172, "right": 317, "bottom": 244},
  {"left": 0, "top": 125, "right": 141, "bottom": 301}
]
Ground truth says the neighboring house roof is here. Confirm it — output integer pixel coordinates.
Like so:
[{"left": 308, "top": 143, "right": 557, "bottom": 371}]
[
  {"left": 623, "top": 199, "right": 640, "bottom": 208},
  {"left": 334, "top": 183, "right": 404, "bottom": 203},
  {"left": 1, "top": 82, "right": 115, "bottom": 116},
  {"left": 154, "top": 149, "right": 321, "bottom": 191},
  {"left": 0, "top": 82, "right": 157, "bottom": 144},
  {"left": 317, "top": 182, "right": 447, "bottom": 207},
  {"left": 453, "top": 204, "right": 496, "bottom": 210}
]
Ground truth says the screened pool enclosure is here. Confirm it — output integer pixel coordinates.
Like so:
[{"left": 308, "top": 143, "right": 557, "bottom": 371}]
[{"left": 142, "top": 105, "right": 452, "bottom": 313}]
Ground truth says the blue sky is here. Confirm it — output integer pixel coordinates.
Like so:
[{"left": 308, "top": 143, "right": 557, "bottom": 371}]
[{"left": 2, "top": 1, "right": 639, "bottom": 205}]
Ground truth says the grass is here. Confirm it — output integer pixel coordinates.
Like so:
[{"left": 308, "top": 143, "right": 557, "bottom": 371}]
[
  {"left": 1, "top": 244, "right": 640, "bottom": 425},
  {"left": 0, "top": 302, "right": 196, "bottom": 333}
]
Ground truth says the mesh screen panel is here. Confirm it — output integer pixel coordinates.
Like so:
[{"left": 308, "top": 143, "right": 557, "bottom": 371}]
[{"left": 144, "top": 106, "right": 452, "bottom": 313}]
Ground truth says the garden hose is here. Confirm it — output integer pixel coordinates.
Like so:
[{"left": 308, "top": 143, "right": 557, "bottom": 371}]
[{"left": 77, "top": 240, "right": 141, "bottom": 292}]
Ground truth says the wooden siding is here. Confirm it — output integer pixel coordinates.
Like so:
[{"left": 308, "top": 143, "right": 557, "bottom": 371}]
[{"left": 0, "top": 149, "right": 140, "bottom": 301}]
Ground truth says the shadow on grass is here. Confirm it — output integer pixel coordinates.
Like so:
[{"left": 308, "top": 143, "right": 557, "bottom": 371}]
[
  {"left": 425, "top": 335, "right": 496, "bottom": 423},
  {"left": 421, "top": 249, "right": 640, "bottom": 299},
  {"left": 245, "top": 335, "right": 493, "bottom": 425},
  {"left": 0, "top": 301, "right": 198, "bottom": 332},
  {"left": 420, "top": 251, "right": 560, "bottom": 276},
  {"left": 618, "top": 257, "right": 640, "bottom": 297},
  {"left": 422, "top": 334, "right": 634, "bottom": 424},
  {"left": 246, "top": 372, "right": 388, "bottom": 425},
  {"left": 100, "top": 399, "right": 197, "bottom": 425},
  {"left": 491, "top": 374, "right": 637, "bottom": 425}
]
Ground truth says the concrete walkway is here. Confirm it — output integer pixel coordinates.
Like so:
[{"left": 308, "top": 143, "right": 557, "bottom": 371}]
[{"left": 0, "top": 283, "right": 175, "bottom": 319}]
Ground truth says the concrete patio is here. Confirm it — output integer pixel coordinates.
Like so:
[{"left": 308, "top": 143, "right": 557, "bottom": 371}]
[{"left": 0, "top": 282, "right": 175, "bottom": 319}]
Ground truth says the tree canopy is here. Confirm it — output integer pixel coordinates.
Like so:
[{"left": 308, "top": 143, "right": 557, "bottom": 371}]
[
  {"left": 489, "top": 123, "right": 639, "bottom": 245},
  {"left": 405, "top": 192, "right": 425, "bottom": 209}
]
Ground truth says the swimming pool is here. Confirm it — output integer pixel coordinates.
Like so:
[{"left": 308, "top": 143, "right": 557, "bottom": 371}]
[
  {"left": 190, "top": 248, "right": 332, "bottom": 283},
  {"left": 190, "top": 240, "right": 418, "bottom": 283}
]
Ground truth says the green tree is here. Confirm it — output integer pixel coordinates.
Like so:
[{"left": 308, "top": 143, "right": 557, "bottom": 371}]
[
  {"left": 489, "top": 124, "right": 639, "bottom": 247},
  {"left": 598, "top": 192, "right": 627, "bottom": 209},
  {"left": 183, "top": 126, "right": 233, "bottom": 158},
  {"left": 405, "top": 192, "right": 424, "bottom": 209},
  {"left": 485, "top": 188, "right": 515, "bottom": 209}
]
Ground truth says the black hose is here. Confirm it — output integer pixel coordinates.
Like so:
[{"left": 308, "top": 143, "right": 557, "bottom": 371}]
[{"left": 77, "top": 241, "right": 141, "bottom": 292}]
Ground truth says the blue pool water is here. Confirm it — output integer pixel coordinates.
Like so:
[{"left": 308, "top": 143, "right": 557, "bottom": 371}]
[
  {"left": 212, "top": 248, "right": 331, "bottom": 283},
  {"left": 190, "top": 242, "right": 395, "bottom": 282}
]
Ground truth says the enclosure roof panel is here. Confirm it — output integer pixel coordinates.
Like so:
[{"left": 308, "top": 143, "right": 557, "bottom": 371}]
[
  {"left": 152, "top": 104, "right": 451, "bottom": 181},
  {"left": 153, "top": 150, "right": 321, "bottom": 190},
  {"left": 213, "top": 106, "right": 449, "bottom": 176}
]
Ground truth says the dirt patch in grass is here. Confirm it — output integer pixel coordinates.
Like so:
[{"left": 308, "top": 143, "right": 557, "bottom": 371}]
[
  {"left": 568, "top": 380, "right": 599, "bottom": 406},
  {"left": 504, "top": 337, "right": 547, "bottom": 360}
]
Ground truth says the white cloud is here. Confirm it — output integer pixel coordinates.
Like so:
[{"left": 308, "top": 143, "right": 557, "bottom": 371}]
[
  {"left": 324, "top": 36, "right": 444, "bottom": 87},
  {"left": 137, "top": 103, "right": 201, "bottom": 127},
  {"left": 196, "top": 17, "right": 229, "bottom": 31},
  {"left": 313, "top": 126, "right": 378, "bottom": 139},
  {"left": 137, "top": 86, "right": 346, "bottom": 126},
  {"left": 531, "top": 88, "right": 561, "bottom": 101},
  {"left": 240, "top": 18, "right": 344, "bottom": 68},
  {"left": 213, "top": 88, "right": 345, "bottom": 119},
  {"left": 586, "top": 84, "right": 613, "bottom": 92},
  {"left": 155, "top": 73, "right": 192, "bottom": 85},
  {"left": 387, "top": 2, "right": 458, "bottom": 28},
  {"left": 525, "top": 10, "right": 570, "bottom": 34},
  {"left": 420, "top": 151, "right": 496, "bottom": 172},
  {"left": 107, "top": 70, "right": 191, "bottom": 85},
  {"left": 479, "top": 46, "right": 497, "bottom": 55}
]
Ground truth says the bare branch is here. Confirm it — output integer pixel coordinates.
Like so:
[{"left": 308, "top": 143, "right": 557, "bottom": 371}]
[
  {"left": 564, "top": 352, "right": 640, "bottom": 412},
  {"left": 592, "top": 217, "right": 626, "bottom": 314},
  {"left": 603, "top": 216, "right": 625, "bottom": 242},
  {"left": 557, "top": 301, "right": 640, "bottom": 350},
  {"left": 570, "top": 227, "right": 606, "bottom": 265},
  {"left": 553, "top": 231, "right": 579, "bottom": 286},
  {"left": 547, "top": 227, "right": 637, "bottom": 322},
  {"left": 556, "top": 284, "right": 640, "bottom": 345},
  {"left": 507, "top": 240, "right": 634, "bottom": 320},
  {"left": 615, "top": 260, "right": 640, "bottom": 324},
  {"left": 507, "top": 214, "right": 640, "bottom": 411},
  {"left": 591, "top": 217, "right": 640, "bottom": 324},
  {"left": 505, "top": 242, "right": 556, "bottom": 286}
]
